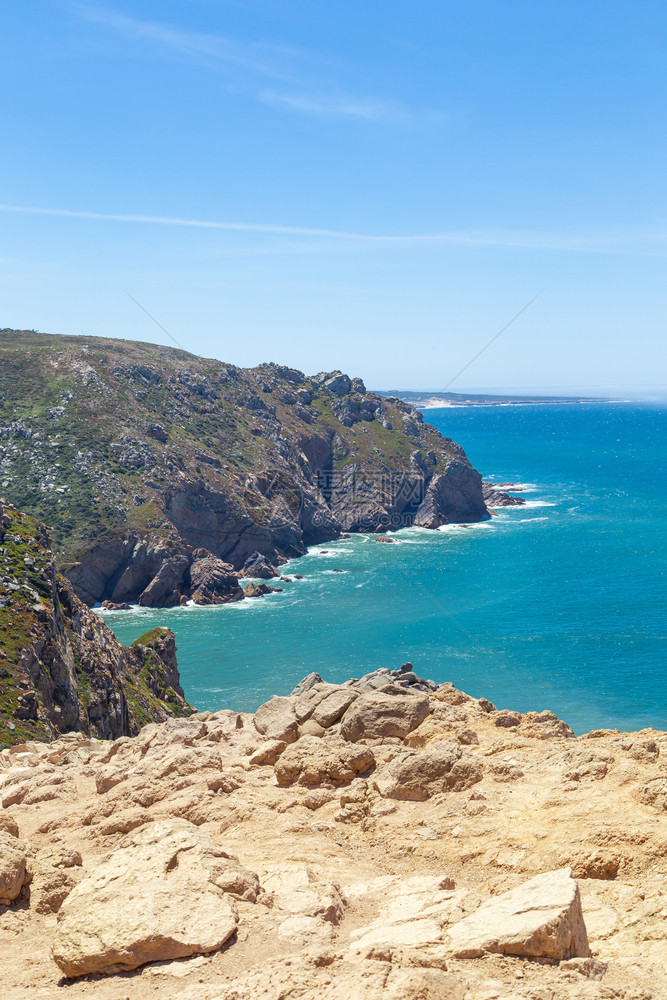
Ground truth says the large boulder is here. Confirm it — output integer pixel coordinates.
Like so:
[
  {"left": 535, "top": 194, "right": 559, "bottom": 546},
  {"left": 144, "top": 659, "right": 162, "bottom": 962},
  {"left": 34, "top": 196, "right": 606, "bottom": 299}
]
[
  {"left": 274, "top": 736, "right": 375, "bottom": 787},
  {"left": 52, "top": 819, "right": 258, "bottom": 977},
  {"left": 253, "top": 696, "right": 299, "bottom": 743},
  {"left": 293, "top": 683, "right": 359, "bottom": 728},
  {"left": 0, "top": 832, "right": 30, "bottom": 905},
  {"left": 445, "top": 868, "right": 591, "bottom": 960},
  {"left": 374, "top": 741, "right": 482, "bottom": 800},
  {"left": 340, "top": 690, "right": 429, "bottom": 742}
]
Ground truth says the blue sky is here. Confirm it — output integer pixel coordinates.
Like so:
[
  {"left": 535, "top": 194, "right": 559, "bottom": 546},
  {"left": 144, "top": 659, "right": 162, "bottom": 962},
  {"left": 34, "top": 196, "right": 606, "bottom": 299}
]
[{"left": 2, "top": 1, "right": 666, "bottom": 392}]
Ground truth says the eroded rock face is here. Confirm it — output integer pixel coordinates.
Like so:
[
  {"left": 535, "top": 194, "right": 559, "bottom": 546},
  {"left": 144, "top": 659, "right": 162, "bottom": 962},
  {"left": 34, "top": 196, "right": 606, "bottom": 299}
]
[
  {"left": 413, "top": 462, "right": 488, "bottom": 527},
  {"left": 0, "top": 503, "right": 193, "bottom": 747},
  {"left": 373, "top": 741, "right": 483, "bottom": 800},
  {"left": 31, "top": 846, "right": 83, "bottom": 914},
  {"left": 274, "top": 736, "right": 375, "bottom": 787},
  {"left": 0, "top": 832, "right": 29, "bottom": 905},
  {"left": 446, "top": 868, "right": 591, "bottom": 960},
  {"left": 52, "top": 819, "right": 257, "bottom": 977}
]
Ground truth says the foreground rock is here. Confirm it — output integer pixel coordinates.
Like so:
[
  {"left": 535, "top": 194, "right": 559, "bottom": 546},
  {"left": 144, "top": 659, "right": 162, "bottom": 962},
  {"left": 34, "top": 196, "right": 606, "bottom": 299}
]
[
  {"left": 0, "top": 831, "right": 29, "bottom": 904},
  {"left": 446, "top": 868, "right": 591, "bottom": 960},
  {"left": 52, "top": 818, "right": 257, "bottom": 977},
  {"left": 1, "top": 666, "right": 666, "bottom": 999}
]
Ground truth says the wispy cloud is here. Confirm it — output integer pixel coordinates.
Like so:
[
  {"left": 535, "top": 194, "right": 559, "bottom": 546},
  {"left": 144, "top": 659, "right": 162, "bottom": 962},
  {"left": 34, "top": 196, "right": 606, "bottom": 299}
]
[
  {"left": 77, "top": 5, "right": 297, "bottom": 79},
  {"left": 74, "top": 5, "right": 415, "bottom": 122},
  {"left": 2, "top": 202, "right": 667, "bottom": 255},
  {"left": 257, "top": 90, "right": 410, "bottom": 123}
]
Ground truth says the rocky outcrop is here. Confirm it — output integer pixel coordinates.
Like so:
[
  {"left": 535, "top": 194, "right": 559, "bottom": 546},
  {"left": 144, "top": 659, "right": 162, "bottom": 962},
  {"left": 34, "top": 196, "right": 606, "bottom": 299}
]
[
  {"left": 239, "top": 551, "right": 281, "bottom": 579},
  {"left": 0, "top": 502, "right": 192, "bottom": 747},
  {"left": 188, "top": 550, "right": 244, "bottom": 605},
  {"left": 413, "top": 462, "right": 489, "bottom": 527},
  {"left": 0, "top": 332, "right": 492, "bottom": 606},
  {"left": 2, "top": 666, "right": 667, "bottom": 997},
  {"left": 482, "top": 481, "right": 527, "bottom": 508}
]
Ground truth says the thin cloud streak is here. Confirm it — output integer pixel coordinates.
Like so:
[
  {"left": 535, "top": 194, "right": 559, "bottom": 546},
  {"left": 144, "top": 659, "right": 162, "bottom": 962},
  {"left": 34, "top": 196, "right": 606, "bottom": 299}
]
[
  {"left": 75, "top": 5, "right": 417, "bottom": 122},
  {"left": 76, "top": 5, "right": 296, "bottom": 79},
  {"left": 1, "top": 203, "right": 666, "bottom": 255},
  {"left": 257, "top": 90, "right": 410, "bottom": 123}
]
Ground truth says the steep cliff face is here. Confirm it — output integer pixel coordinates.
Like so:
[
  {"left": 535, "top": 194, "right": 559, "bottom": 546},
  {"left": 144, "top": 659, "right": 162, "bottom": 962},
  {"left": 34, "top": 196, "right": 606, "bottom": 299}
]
[
  {"left": 0, "top": 501, "right": 192, "bottom": 748},
  {"left": 0, "top": 330, "right": 488, "bottom": 606}
]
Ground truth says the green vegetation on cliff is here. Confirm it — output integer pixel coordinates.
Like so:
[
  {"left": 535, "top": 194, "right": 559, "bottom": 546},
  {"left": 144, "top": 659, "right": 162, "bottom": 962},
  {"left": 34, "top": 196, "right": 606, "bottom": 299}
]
[
  {"left": 0, "top": 329, "right": 487, "bottom": 606},
  {"left": 0, "top": 501, "right": 193, "bottom": 748}
]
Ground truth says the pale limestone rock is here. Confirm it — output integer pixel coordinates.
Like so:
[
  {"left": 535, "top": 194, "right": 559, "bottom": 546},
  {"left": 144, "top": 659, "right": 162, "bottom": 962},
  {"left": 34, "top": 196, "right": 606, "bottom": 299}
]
[
  {"left": 253, "top": 696, "right": 299, "bottom": 743},
  {"left": 0, "top": 832, "right": 29, "bottom": 905},
  {"left": 193, "top": 954, "right": 465, "bottom": 999},
  {"left": 299, "top": 718, "right": 326, "bottom": 737},
  {"left": 96, "top": 743, "right": 223, "bottom": 795},
  {"left": 340, "top": 691, "right": 429, "bottom": 742},
  {"left": 248, "top": 739, "right": 287, "bottom": 766},
  {"left": 445, "top": 868, "right": 591, "bottom": 959},
  {"left": 274, "top": 736, "right": 374, "bottom": 787},
  {"left": 373, "top": 741, "right": 482, "bottom": 800},
  {"left": 262, "top": 863, "right": 345, "bottom": 936},
  {"left": 1, "top": 767, "right": 73, "bottom": 807},
  {"left": 31, "top": 845, "right": 83, "bottom": 914},
  {"left": 312, "top": 688, "right": 359, "bottom": 728},
  {"left": 52, "top": 819, "right": 257, "bottom": 976},
  {"left": 294, "top": 682, "right": 338, "bottom": 722},
  {"left": 0, "top": 813, "right": 19, "bottom": 838},
  {"left": 349, "top": 875, "right": 470, "bottom": 957}
]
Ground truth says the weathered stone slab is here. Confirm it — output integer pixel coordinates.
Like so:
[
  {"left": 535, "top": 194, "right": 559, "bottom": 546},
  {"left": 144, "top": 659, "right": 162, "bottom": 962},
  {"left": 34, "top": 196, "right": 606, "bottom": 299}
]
[{"left": 446, "top": 868, "right": 591, "bottom": 960}]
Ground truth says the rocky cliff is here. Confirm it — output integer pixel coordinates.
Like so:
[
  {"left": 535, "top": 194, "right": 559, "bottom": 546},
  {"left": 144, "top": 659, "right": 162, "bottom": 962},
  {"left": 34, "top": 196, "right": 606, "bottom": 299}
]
[
  {"left": 0, "top": 665, "right": 664, "bottom": 999},
  {"left": 0, "top": 329, "right": 489, "bottom": 606},
  {"left": 0, "top": 500, "right": 192, "bottom": 748}
]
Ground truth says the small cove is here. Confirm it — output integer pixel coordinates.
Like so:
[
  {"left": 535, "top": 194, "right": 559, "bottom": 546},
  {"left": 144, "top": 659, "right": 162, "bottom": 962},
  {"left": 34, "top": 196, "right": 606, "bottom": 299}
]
[{"left": 103, "top": 403, "right": 667, "bottom": 735}]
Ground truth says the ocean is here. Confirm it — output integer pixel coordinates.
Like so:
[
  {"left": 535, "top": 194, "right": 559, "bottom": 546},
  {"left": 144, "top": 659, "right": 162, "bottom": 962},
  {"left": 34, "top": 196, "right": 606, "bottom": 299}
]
[{"left": 102, "top": 402, "right": 667, "bottom": 735}]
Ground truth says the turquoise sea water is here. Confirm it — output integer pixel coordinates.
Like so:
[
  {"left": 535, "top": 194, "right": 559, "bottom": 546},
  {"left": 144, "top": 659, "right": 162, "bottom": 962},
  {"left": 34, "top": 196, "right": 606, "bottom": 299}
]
[{"left": 102, "top": 403, "right": 667, "bottom": 735}]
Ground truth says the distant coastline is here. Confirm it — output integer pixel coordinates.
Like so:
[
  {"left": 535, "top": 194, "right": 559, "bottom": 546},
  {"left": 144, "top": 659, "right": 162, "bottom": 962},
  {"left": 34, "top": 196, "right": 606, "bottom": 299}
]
[{"left": 376, "top": 389, "right": 617, "bottom": 408}]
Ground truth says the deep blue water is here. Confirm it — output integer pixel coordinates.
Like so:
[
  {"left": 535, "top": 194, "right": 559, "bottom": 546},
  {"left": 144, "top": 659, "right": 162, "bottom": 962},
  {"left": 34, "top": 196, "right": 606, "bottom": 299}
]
[{"left": 102, "top": 403, "right": 667, "bottom": 735}]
